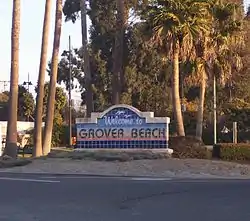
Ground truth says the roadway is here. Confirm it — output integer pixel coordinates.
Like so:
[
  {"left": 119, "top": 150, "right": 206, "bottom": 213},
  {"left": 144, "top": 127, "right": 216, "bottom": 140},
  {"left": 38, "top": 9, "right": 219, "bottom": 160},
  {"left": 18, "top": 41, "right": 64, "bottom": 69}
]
[{"left": 0, "top": 173, "right": 249, "bottom": 221}]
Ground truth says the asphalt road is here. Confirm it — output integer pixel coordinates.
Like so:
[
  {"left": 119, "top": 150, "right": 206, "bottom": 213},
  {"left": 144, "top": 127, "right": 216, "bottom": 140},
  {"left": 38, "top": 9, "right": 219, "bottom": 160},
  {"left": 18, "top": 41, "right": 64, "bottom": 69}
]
[{"left": 0, "top": 173, "right": 249, "bottom": 221}]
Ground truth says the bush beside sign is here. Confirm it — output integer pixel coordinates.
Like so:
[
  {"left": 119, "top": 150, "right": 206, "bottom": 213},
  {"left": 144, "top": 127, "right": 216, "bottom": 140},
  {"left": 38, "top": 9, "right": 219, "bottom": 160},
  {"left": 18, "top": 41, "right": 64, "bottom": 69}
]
[{"left": 76, "top": 104, "right": 170, "bottom": 149}]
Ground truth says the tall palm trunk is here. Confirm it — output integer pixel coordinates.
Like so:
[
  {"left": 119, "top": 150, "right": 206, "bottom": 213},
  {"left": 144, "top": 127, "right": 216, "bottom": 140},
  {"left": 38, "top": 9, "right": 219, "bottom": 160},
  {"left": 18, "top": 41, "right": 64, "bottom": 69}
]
[
  {"left": 5, "top": 0, "right": 20, "bottom": 158},
  {"left": 80, "top": 0, "right": 92, "bottom": 117},
  {"left": 112, "top": 0, "right": 125, "bottom": 104},
  {"left": 196, "top": 70, "right": 206, "bottom": 140},
  {"left": 42, "top": 0, "right": 63, "bottom": 155},
  {"left": 33, "top": 0, "right": 52, "bottom": 157},
  {"left": 172, "top": 39, "right": 185, "bottom": 136}
]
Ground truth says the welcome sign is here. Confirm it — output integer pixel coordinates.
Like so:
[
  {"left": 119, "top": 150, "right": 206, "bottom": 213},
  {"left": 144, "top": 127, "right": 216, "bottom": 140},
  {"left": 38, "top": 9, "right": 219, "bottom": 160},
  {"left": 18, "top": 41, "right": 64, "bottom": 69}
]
[{"left": 76, "top": 104, "right": 170, "bottom": 149}]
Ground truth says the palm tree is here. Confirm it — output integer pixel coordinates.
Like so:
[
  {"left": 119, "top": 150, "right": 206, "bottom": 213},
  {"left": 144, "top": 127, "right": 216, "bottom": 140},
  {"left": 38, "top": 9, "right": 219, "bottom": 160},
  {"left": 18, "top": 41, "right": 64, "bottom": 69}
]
[
  {"left": 144, "top": 0, "right": 210, "bottom": 136},
  {"left": 195, "top": 0, "right": 243, "bottom": 140},
  {"left": 212, "top": 2, "right": 243, "bottom": 84},
  {"left": 194, "top": 37, "right": 210, "bottom": 140},
  {"left": 33, "top": 0, "right": 53, "bottom": 157},
  {"left": 42, "top": 0, "right": 63, "bottom": 155},
  {"left": 4, "top": 0, "right": 21, "bottom": 158},
  {"left": 80, "top": 0, "right": 93, "bottom": 117}
]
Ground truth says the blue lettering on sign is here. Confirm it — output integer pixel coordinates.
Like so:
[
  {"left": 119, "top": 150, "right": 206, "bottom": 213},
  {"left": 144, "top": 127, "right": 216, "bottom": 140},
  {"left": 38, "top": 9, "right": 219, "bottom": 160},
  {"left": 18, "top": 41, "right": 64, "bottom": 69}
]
[{"left": 99, "top": 107, "right": 144, "bottom": 127}]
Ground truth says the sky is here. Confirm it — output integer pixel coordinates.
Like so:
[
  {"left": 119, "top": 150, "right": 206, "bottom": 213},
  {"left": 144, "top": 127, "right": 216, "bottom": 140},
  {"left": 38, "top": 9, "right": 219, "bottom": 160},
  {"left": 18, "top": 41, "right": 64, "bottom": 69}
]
[
  {"left": 0, "top": 0, "right": 87, "bottom": 100},
  {"left": 0, "top": 0, "right": 250, "bottom": 99}
]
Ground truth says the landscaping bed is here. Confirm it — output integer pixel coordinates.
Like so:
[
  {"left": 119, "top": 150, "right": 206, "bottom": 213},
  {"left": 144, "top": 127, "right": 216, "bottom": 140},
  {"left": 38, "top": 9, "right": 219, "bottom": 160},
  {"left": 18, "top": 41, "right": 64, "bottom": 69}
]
[
  {"left": 41, "top": 136, "right": 212, "bottom": 162},
  {"left": 0, "top": 155, "right": 32, "bottom": 168},
  {"left": 47, "top": 149, "right": 171, "bottom": 162},
  {"left": 13, "top": 137, "right": 250, "bottom": 167},
  {"left": 46, "top": 136, "right": 211, "bottom": 161},
  {"left": 169, "top": 136, "right": 212, "bottom": 159}
]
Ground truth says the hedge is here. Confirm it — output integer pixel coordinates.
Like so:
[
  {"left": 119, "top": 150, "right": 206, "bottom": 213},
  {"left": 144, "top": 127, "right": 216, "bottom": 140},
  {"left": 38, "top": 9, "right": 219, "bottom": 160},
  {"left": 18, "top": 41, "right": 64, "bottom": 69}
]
[{"left": 213, "top": 143, "right": 250, "bottom": 161}]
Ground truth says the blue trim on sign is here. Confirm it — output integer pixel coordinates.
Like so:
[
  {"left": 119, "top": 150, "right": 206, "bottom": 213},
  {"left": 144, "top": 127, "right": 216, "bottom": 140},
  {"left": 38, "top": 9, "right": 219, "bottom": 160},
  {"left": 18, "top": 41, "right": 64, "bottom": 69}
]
[{"left": 75, "top": 140, "right": 168, "bottom": 149}]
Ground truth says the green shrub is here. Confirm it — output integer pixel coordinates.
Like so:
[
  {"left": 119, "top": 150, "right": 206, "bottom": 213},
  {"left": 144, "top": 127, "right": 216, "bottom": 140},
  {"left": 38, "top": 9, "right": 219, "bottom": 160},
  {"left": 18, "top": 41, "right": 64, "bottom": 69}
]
[
  {"left": 213, "top": 143, "right": 250, "bottom": 161},
  {"left": 59, "top": 125, "right": 77, "bottom": 147},
  {"left": 170, "top": 136, "right": 211, "bottom": 159}
]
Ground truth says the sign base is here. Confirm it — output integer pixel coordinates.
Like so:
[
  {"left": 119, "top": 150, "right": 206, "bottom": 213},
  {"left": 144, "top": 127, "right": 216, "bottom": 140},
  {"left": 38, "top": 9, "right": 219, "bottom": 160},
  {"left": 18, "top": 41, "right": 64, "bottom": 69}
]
[{"left": 74, "top": 148, "right": 173, "bottom": 155}]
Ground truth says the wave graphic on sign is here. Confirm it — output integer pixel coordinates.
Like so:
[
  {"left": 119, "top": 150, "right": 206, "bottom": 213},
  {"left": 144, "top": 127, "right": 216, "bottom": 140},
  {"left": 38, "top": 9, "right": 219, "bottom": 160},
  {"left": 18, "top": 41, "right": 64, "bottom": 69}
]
[{"left": 113, "top": 110, "right": 132, "bottom": 119}]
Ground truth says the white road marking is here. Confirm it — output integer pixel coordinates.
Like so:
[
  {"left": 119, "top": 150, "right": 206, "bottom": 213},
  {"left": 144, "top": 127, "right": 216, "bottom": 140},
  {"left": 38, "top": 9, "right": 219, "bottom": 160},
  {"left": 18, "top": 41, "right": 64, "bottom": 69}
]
[
  {"left": 0, "top": 177, "right": 60, "bottom": 183},
  {"left": 41, "top": 176, "right": 173, "bottom": 181},
  {"left": 131, "top": 177, "right": 173, "bottom": 181},
  {"left": 41, "top": 176, "right": 126, "bottom": 180},
  {"left": 41, "top": 176, "right": 112, "bottom": 179}
]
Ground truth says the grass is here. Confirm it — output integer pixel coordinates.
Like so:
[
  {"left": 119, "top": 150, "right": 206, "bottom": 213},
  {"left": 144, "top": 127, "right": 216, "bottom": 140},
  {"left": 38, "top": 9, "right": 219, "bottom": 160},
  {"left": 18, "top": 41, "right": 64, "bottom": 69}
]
[{"left": 47, "top": 148, "right": 171, "bottom": 162}]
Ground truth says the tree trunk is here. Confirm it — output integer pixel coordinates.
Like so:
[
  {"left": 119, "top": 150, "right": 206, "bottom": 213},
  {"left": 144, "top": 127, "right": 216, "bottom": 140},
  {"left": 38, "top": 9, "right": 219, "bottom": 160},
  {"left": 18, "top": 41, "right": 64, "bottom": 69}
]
[
  {"left": 112, "top": 0, "right": 125, "bottom": 105},
  {"left": 4, "top": 0, "right": 20, "bottom": 158},
  {"left": 172, "top": 39, "right": 185, "bottom": 136},
  {"left": 80, "top": 0, "right": 93, "bottom": 117},
  {"left": 42, "top": 0, "right": 63, "bottom": 155},
  {"left": 33, "top": 0, "right": 52, "bottom": 157},
  {"left": 196, "top": 70, "right": 206, "bottom": 140}
]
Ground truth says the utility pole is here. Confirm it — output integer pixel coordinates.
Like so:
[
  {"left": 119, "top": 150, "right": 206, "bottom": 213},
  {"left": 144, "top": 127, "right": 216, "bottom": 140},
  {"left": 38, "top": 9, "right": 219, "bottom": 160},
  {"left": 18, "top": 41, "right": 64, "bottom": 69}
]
[
  {"left": 23, "top": 73, "right": 32, "bottom": 121},
  {"left": 213, "top": 74, "right": 217, "bottom": 145},
  {"left": 23, "top": 73, "right": 32, "bottom": 93},
  {"left": 69, "top": 35, "right": 72, "bottom": 147}
]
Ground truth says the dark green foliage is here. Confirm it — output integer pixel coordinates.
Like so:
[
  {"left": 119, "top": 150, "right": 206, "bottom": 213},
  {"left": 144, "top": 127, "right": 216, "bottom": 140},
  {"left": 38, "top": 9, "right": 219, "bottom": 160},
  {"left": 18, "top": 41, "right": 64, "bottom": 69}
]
[
  {"left": 88, "top": 0, "right": 116, "bottom": 110},
  {"left": 59, "top": 0, "right": 250, "bottom": 145},
  {"left": 63, "top": 0, "right": 80, "bottom": 22},
  {"left": 53, "top": 124, "right": 77, "bottom": 147},
  {"left": 26, "top": 123, "right": 70, "bottom": 148},
  {"left": 34, "top": 82, "right": 67, "bottom": 119},
  {"left": 0, "top": 86, "right": 35, "bottom": 121},
  {"left": 48, "top": 49, "right": 83, "bottom": 91},
  {"left": 58, "top": 0, "right": 172, "bottom": 115},
  {"left": 0, "top": 93, "right": 10, "bottom": 121},
  {"left": 34, "top": 83, "right": 67, "bottom": 147},
  {"left": 122, "top": 23, "right": 171, "bottom": 115},
  {"left": 17, "top": 85, "right": 35, "bottom": 121},
  {"left": 213, "top": 143, "right": 250, "bottom": 162}
]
